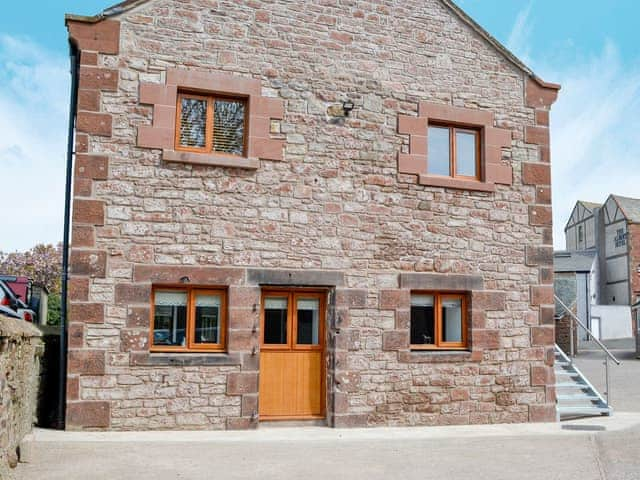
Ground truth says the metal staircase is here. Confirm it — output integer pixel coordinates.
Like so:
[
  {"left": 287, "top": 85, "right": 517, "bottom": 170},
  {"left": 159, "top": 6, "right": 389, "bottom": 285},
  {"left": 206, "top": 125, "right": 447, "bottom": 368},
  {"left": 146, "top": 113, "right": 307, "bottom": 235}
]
[
  {"left": 554, "top": 345, "right": 611, "bottom": 419},
  {"left": 554, "top": 295, "right": 621, "bottom": 420}
]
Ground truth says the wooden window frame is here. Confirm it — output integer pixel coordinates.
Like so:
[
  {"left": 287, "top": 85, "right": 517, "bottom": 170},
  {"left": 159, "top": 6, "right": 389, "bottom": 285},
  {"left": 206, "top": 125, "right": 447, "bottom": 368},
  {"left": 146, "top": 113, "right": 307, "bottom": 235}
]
[
  {"left": 428, "top": 123, "right": 482, "bottom": 181},
  {"left": 410, "top": 291, "right": 468, "bottom": 351},
  {"left": 260, "top": 289, "right": 326, "bottom": 353},
  {"left": 149, "top": 285, "right": 227, "bottom": 353},
  {"left": 175, "top": 91, "right": 248, "bottom": 158}
]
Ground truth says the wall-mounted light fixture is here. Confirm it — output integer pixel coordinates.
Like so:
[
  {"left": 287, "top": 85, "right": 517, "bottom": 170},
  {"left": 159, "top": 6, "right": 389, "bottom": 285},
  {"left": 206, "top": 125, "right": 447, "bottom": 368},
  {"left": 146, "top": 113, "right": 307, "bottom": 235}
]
[
  {"left": 342, "top": 100, "right": 355, "bottom": 116},
  {"left": 179, "top": 276, "right": 190, "bottom": 284}
]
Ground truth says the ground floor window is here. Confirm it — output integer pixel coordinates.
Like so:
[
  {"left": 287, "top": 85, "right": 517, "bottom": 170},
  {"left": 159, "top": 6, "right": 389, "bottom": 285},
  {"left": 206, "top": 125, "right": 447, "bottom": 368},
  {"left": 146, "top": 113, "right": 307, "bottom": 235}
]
[
  {"left": 150, "top": 286, "right": 226, "bottom": 352},
  {"left": 410, "top": 292, "right": 468, "bottom": 350}
]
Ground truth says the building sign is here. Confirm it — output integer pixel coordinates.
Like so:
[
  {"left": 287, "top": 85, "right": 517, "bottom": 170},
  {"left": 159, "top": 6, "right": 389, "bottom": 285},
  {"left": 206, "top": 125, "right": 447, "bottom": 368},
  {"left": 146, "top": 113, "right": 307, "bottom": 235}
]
[{"left": 615, "top": 228, "right": 627, "bottom": 248}]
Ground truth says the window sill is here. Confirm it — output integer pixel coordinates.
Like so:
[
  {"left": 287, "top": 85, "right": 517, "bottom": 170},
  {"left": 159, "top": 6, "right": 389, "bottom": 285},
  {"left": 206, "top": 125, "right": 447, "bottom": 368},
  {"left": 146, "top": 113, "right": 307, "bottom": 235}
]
[
  {"left": 398, "top": 350, "right": 479, "bottom": 363},
  {"left": 163, "top": 149, "right": 260, "bottom": 169},
  {"left": 132, "top": 352, "right": 242, "bottom": 366},
  {"left": 417, "top": 175, "right": 495, "bottom": 192}
]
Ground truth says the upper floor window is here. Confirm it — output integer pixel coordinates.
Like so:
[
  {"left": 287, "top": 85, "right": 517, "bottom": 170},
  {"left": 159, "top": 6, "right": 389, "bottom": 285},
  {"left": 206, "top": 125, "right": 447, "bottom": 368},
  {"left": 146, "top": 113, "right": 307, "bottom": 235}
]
[
  {"left": 410, "top": 292, "right": 468, "bottom": 350},
  {"left": 150, "top": 286, "right": 227, "bottom": 352},
  {"left": 578, "top": 225, "right": 584, "bottom": 243},
  {"left": 615, "top": 228, "right": 627, "bottom": 248},
  {"left": 176, "top": 92, "right": 246, "bottom": 156},
  {"left": 428, "top": 124, "right": 480, "bottom": 180}
]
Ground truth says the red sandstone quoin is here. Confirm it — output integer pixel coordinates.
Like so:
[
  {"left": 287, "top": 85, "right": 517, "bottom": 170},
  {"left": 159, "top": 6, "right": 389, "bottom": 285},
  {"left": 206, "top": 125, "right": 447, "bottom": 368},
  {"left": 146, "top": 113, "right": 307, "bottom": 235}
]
[{"left": 64, "top": 0, "right": 560, "bottom": 431}]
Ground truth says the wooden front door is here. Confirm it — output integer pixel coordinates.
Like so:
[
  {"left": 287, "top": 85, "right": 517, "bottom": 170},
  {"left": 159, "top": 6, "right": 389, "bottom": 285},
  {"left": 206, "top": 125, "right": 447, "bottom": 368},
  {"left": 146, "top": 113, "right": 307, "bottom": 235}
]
[{"left": 259, "top": 290, "right": 326, "bottom": 420}]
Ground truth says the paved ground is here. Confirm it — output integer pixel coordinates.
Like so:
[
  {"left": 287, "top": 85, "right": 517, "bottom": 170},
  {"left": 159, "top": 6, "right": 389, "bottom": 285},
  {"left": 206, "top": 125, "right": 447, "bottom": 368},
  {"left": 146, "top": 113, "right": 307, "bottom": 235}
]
[
  {"left": 13, "top": 415, "right": 640, "bottom": 480},
  {"left": 574, "top": 337, "right": 640, "bottom": 412},
  {"left": 13, "top": 339, "right": 640, "bottom": 480}
]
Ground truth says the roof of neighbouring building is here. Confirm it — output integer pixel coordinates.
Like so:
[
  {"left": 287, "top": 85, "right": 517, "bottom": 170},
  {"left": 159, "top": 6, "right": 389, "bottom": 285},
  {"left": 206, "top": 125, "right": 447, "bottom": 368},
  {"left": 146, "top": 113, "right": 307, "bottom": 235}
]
[
  {"left": 65, "top": 0, "right": 560, "bottom": 92},
  {"left": 611, "top": 195, "right": 640, "bottom": 224},
  {"left": 554, "top": 249, "right": 597, "bottom": 273},
  {"left": 578, "top": 201, "right": 602, "bottom": 211}
]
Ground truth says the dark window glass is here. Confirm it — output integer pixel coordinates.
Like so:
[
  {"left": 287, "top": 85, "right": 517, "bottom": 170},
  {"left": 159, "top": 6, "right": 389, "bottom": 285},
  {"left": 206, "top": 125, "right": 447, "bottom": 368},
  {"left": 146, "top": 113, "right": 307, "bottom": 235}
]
[
  {"left": 194, "top": 293, "right": 221, "bottom": 344},
  {"left": 455, "top": 130, "right": 477, "bottom": 177},
  {"left": 410, "top": 295, "right": 435, "bottom": 345},
  {"left": 615, "top": 228, "right": 627, "bottom": 248},
  {"left": 214, "top": 99, "right": 245, "bottom": 155},
  {"left": 427, "top": 126, "right": 450, "bottom": 176},
  {"left": 179, "top": 97, "right": 207, "bottom": 148},
  {"left": 264, "top": 297, "right": 288, "bottom": 344},
  {"left": 296, "top": 298, "right": 320, "bottom": 345},
  {"left": 153, "top": 291, "right": 187, "bottom": 346}
]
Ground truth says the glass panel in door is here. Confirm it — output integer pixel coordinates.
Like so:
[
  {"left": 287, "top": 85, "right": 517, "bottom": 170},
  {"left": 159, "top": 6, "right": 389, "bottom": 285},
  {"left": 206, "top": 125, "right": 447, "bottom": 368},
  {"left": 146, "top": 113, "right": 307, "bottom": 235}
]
[
  {"left": 296, "top": 298, "right": 320, "bottom": 345},
  {"left": 264, "top": 297, "right": 288, "bottom": 345}
]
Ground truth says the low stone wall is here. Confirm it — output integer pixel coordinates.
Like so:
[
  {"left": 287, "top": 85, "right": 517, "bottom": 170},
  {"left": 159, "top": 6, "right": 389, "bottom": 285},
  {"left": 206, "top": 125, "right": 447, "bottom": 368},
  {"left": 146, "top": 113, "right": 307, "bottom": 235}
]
[
  {"left": 556, "top": 311, "right": 578, "bottom": 356},
  {"left": 0, "top": 315, "right": 42, "bottom": 478}
]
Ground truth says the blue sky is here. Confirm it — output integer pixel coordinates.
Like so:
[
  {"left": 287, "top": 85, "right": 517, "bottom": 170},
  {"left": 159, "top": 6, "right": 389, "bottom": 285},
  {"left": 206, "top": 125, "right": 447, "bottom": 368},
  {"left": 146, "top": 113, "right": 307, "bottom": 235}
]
[{"left": 0, "top": 1, "right": 638, "bottom": 251}]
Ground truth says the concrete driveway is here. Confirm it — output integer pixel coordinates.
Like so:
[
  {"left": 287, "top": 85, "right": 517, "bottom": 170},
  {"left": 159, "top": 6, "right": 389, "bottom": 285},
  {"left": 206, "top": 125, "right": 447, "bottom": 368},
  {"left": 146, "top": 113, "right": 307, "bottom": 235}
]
[
  {"left": 14, "top": 414, "right": 640, "bottom": 480},
  {"left": 574, "top": 338, "right": 640, "bottom": 413},
  {"left": 14, "top": 341, "right": 640, "bottom": 480}
]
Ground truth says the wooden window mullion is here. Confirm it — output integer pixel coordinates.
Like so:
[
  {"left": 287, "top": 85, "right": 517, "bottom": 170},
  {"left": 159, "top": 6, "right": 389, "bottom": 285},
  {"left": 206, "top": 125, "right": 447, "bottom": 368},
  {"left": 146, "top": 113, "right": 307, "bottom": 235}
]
[
  {"left": 206, "top": 97, "right": 214, "bottom": 152},
  {"left": 288, "top": 292, "right": 294, "bottom": 349},
  {"left": 475, "top": 131, "right": 481, "bottom": 181},
  {"left": 186, "top": 287, "right": 195, "bottom": 349},
  {"left": 434, "top": 294, "right": 441, "bottom": 348},
  {"left": 450, "top": 127, "right": 456, "bottom": 178}
]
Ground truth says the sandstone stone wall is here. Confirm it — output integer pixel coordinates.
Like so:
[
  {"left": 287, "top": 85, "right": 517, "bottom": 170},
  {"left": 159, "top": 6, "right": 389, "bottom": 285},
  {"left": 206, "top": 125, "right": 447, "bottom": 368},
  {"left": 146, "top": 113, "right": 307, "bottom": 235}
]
[
  {"left": 66, "top": 0, "right": 558, "bottom": 430},
  {"left": 555, "top": 312, "right": 578, "bottom": 356},
  {"left": 0, "top": 315, "right": 42, "bottom": 477}
]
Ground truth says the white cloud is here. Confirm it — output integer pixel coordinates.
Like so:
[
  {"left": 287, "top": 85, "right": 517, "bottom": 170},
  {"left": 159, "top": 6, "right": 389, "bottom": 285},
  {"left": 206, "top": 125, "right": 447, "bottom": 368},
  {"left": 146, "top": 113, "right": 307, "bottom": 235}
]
[
  {"left": 544, "top": 42, "right": 640, "bottom": 248},
  {"left": 506, "top": 1, "right": 534, "bottom": 65},
  {"left": 0, "top": 35, "right": 70, "bottom": 252},
  {"left": 502, "top": 5, "right": 640, "bottom": 249}
]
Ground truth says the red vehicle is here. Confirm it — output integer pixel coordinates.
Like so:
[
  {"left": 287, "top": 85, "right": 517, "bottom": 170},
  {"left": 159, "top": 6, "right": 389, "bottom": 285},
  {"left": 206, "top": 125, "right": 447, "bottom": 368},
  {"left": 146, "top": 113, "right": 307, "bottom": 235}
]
[
  {"left": 0, "top": 276, "right": 36, "bottom": 323},
  {"left": 0, "top": 275, "right": 31, "bottom": 304}
]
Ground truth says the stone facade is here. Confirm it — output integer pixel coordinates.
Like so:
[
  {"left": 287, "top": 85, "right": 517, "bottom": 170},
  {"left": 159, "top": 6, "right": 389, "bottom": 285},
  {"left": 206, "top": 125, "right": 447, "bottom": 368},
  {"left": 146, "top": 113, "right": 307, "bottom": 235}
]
[
  {"left": 65, "top": 0, "right": 559, "bottom": 430},
  {"left": 0, "top": 315, "right": 42, "bottom": 477}
]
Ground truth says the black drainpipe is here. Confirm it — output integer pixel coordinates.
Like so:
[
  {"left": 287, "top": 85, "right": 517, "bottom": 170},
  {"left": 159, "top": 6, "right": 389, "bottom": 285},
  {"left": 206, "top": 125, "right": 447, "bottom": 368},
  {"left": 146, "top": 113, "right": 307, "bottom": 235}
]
[{"left": 58, "top": 41, "right": 80, "bottom": 429}]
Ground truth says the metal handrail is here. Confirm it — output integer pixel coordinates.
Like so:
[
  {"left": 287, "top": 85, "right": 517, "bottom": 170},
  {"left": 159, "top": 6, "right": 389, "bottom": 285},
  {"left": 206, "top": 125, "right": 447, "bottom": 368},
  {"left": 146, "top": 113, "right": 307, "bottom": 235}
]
[{"left": 554, "top": 295, "right": 621, "bottom": 365}]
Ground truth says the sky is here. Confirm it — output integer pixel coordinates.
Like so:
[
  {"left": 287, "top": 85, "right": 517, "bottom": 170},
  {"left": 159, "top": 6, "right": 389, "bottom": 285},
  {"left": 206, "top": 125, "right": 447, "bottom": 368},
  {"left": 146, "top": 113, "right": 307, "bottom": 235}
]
[{"left": 0, "top": 1, "right": 638, "bottom": 252}]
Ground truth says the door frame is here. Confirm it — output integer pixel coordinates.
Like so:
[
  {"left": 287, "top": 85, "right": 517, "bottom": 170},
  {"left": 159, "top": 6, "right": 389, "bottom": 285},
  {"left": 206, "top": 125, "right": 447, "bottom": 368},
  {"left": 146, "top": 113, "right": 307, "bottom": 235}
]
[{"left": 259, "top": 287, "right": 328, "bottom": 420}]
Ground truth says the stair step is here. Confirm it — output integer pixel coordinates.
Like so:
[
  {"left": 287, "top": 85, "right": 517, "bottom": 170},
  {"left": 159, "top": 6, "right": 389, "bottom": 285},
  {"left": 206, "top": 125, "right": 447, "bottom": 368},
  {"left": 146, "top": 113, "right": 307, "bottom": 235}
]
[
  {"left": 557, "top": 394, "right": 602, "bottom": 402},
  {"left": 558, "top": 406, "right": 611, "bottom": 415},
  {"left": 556, "top": 382, "right": 589, "bottom": 388},
  {"left": 553, "top": 344, "right": 612, "bottom": 420}
]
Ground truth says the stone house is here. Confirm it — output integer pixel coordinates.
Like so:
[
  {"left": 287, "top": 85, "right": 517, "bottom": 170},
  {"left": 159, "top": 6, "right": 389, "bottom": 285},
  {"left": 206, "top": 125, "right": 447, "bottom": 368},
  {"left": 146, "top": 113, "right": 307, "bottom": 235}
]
[{"left": 63, "top": 0, "right": 559, "bottom": 430}]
